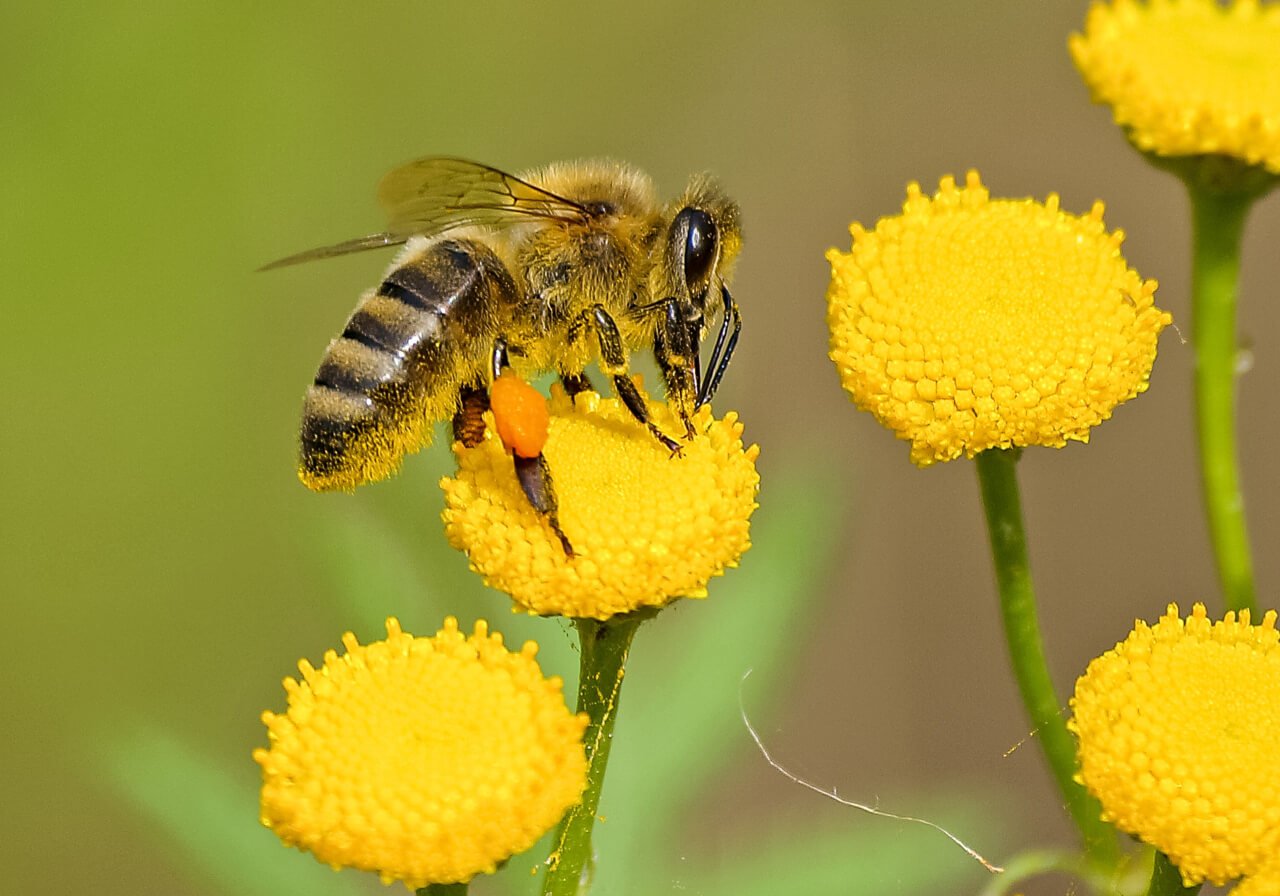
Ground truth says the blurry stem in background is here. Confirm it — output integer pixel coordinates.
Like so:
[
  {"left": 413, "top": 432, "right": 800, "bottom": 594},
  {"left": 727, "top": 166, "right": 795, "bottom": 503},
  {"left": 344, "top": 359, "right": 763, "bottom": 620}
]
[
  {"left": 972, "top": 849, "right": 1091, "bottom": 896},
  {"left": 974, "top": 449, "right": 1120, "bottom": 869},
  {"left": 542, "top": 614, "right": 645, "bottom": 896},
  {"left": 1188, "top": 182, "right": 1259, "bottom": 618},
  {"left": 418, "top": 884, "right": 468, "bottom": 896},
  {"left": 1146, "top": 851, "right": 1201, "bottom": 896}
]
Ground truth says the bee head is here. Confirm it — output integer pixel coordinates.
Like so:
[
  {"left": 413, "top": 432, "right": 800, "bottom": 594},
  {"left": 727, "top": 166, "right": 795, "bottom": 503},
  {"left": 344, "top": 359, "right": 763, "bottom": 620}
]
[
  {"left": 651, "top": 177, "right": 743, "bottom": 409},
  {"left": 660, "top": 177, "right": 742, "bottom": 324}
]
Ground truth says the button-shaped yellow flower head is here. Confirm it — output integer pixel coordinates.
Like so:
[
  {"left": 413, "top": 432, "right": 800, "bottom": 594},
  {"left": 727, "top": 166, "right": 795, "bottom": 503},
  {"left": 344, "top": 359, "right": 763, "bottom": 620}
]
[
  {"left": 254, "top": 617, "right": 588, "bottom": 889},
  {"left": 826, "top": 171, "right": 1170, "bottom": 466},
  {"left": 1072, "top": 0, "right": 1280, "bottom": 174},
  {"left": 442, "top": 387, "right": 759, "bottom": 619},
  {"left": 1070, "top": 603, "right": 1280, "bottom": 893}
]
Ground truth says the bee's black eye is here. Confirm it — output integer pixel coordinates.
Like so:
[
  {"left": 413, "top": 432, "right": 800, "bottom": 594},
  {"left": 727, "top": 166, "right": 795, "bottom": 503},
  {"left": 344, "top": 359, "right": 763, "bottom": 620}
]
[{"left": 677, "top": 208, "right": 717, "bottom": 296}]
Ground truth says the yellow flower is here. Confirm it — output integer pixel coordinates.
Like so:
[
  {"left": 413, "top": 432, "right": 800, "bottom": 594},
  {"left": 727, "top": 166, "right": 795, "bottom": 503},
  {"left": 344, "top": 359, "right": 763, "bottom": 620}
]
[
  {"left": 825, "top": 171, "right": 1170, "bottom": 466},
  {"left": 254, "top": 617, "right": 588, "bottom": 889},
  {"left": 1070, "top": 603, "right": 1280, "bottom": 893},
  {"left": 441, "top": 386, "right": 759, "bottom": 620},
  {"left": 1071, "top": 0, "right": 1280, "bottom": 174}
]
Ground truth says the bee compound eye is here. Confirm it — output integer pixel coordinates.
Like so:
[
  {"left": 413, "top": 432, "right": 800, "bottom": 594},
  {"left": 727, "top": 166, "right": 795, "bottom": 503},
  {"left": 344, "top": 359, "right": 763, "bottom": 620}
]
[{"left": 678, "top": 208, "right": 717, "bottom": 296}]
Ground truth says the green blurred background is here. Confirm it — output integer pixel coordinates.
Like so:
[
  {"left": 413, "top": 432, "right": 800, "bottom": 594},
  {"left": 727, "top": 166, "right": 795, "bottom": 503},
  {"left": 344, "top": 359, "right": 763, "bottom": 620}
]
[{"left": 7, "top": 2, "right": 1279, "bottom": 894}]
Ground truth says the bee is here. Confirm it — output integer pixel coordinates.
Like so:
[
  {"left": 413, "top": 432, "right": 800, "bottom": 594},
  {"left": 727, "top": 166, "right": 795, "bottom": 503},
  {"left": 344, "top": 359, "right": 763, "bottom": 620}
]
[{"left": 264, "top": 157, "right": 742, "bottom": 553}]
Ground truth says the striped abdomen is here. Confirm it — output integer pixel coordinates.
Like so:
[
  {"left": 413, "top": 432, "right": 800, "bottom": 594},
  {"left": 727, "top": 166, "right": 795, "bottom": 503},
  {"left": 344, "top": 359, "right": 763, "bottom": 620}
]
[{"left": 299, "top": 237, "right": 514, "bottom": 491}]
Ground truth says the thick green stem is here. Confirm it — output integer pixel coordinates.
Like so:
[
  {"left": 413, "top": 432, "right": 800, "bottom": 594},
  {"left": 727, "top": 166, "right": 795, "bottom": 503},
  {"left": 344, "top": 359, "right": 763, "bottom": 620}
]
[
  {"left": 418, "top": 883, "right": 468, "bottom": 896},
  {"left": 541, "top": 614, "right": 644, "bottom": 896},
  {"left": 1188, "top": 184, "right": 1258, "bottom": 617},
  {"left": 974, "top": 449, "right": 1119, "bottom": 867},
  {"left": 1146, "top": 851, "right": 1201, "bottom": 896}
]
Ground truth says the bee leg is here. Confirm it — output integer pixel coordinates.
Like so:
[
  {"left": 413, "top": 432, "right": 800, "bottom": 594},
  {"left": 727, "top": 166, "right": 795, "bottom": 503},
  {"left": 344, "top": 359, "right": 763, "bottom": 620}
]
[
  {"left": 653, "top": 299, "right": 698, "bottom": 439},
  {"left": 452, "top": 383, "right": 490, "bottom": 447},
  {"left": 588, "top": 305, "right": 683, "bottom": 455},
  {"left": 560, "top": 371, "right": 594, "bottom": 397},
  {"left": 489, "top": 337, "right": 512, "bottom": 381},
  {"left": 488, "top": 339, "right": 574, "bottom": 556},
  {"left": 513, "top": 454, "right": 574, "bottom": 557}
]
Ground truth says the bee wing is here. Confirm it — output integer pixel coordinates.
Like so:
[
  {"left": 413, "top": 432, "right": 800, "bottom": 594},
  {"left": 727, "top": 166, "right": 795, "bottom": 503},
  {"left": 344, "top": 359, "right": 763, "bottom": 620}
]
[
  {"left": 378, "top": 157, "right": 588, "bottom": 232},
  {"left": 257, "top": 233, "right": 410, "bottom": 271},
  {"left": 260, "top": 157, "right": 589, "bottom": 271}
]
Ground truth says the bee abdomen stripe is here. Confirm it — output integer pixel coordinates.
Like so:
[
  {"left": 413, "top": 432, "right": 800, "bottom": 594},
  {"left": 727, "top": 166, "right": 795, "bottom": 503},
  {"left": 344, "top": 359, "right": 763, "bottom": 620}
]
[
  {"left": 345, "top": 298, "right": 443, "bottom": 359},
  {"left": 379, "top": 265, "right": 449, "bottom": 314},
  {"left": 313, "top": 339, "right": 404, "bottom": 395},
  {"left": 341, "top": 315, "right": 402, "bottom": 358},
  {"left": 305, "top": 383, "right": 376, "bottom": 415}
]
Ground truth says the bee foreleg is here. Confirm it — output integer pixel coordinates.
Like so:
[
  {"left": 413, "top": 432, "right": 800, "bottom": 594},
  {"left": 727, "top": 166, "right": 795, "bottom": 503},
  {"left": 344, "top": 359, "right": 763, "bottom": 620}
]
[
  {"left": 653, "top": 299, "right": 698, "bottom": 438},
  {"left": 514, "top": 454, "right": 574, "bottom": 557}
]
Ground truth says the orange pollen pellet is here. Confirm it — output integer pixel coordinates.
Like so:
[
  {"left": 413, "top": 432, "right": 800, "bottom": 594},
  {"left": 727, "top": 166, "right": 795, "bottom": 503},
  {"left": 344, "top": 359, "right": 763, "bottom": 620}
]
[{"left": 490, "top": 371, "right": 550, "bottom": 458}]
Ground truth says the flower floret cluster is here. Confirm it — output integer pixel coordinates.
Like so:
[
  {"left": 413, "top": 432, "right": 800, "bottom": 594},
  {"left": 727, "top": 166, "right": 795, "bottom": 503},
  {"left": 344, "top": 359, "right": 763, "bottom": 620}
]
[
  {"left": 442, "top": 386, "right": 759, "bottom": 619},
  {"left": 255, "top": 617, "right": 587, "bottom": 889},
  {"left": 1070, "top": 603, "right": 1280, "bottom": 891},
  {"left": 1071, "top": 0, "right": 1280, "bottom": 173},
  {"left": 826, "top": 170, "right": 1170, "bottom": 465}
]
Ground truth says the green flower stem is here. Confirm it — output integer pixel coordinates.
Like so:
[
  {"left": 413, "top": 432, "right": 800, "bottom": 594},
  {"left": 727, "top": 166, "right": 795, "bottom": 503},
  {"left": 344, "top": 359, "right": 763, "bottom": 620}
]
[
  {"left": 418, "top": 883, "right": 468, "bottom": 895},
  {"left": 974, "top": 449, "right": 1118, "bottom": 867},
  {"left": 1188, "top": 183, "right": 1258, "bottom": 617},
  {"left": 1146, "top": 851, "right": 1201, "bottom": 896},
  {"left": 542, "top": 614, "right": 645, "bottom": 896}
]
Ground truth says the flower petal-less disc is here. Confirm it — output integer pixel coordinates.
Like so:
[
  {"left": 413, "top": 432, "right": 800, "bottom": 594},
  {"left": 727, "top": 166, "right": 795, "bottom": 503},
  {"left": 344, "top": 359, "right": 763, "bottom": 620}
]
[
  {"left": 442, "top": 387, "right": 759, "bottom": 619},
  {"left": 826, "top": 171, "right": 1170, "bottom": 465},
  {"left": 255, "top": 618, "right": 588, "bottom": 889},
  {"left": 1071, "top": 603, "right": 1280, "bottom": 892}
]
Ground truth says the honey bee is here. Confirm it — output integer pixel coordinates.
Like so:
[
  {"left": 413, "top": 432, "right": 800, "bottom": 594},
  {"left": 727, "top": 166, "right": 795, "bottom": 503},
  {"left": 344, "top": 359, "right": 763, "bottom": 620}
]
[{"left": 264, "top": 157, "right": 742, "bottom": 553}]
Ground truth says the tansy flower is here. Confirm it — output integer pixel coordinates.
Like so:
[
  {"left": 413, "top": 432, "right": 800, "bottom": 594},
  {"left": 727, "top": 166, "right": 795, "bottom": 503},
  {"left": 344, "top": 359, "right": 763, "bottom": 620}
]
[
  {"left": 1070, "top": 603, "right": 1280, "bottom": 894},
  {"left": 826, "top": 171, "right": 1170, "bottom": 466},
  {"left": 1071, "top": 0, "right": 1280, "bottom": 175},
  {"left": 441, "top": 386, "right": 759, "bottom": 620},
  {"left": 254, "top": 617, "right": 588, "bottom": 889}
]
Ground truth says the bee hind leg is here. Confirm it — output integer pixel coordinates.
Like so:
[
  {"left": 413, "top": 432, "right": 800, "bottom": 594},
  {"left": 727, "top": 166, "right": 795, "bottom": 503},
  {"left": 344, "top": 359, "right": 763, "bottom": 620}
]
[
  {"left": 513, "top": 454, "right": 574, "bottom": 557},
  {"left": 452, "top": 383, "right": 490, "bottom": 447},
  {"left": 486, "top": 341, "right": 575, "bottom": 557}
]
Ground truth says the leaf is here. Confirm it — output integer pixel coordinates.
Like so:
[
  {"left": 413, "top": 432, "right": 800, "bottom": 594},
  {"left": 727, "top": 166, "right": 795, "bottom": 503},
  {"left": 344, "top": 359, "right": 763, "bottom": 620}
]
[
  {"left": 667, "top": 800, "right": 1004, "bottom": 896},
  {"left": 98, "top": 724, "right": 368, "bottom": 896}
]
